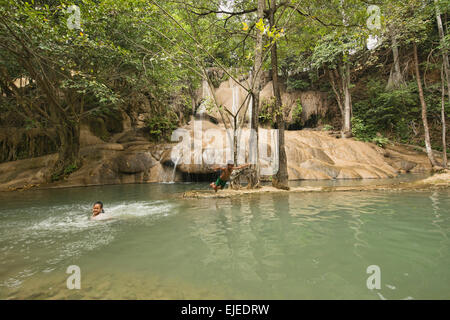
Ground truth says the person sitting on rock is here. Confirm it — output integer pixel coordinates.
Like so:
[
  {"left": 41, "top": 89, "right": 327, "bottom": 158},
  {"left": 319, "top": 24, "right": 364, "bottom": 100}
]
[{"left": 210, "top": 160, "right": 250, "bottom": 192}]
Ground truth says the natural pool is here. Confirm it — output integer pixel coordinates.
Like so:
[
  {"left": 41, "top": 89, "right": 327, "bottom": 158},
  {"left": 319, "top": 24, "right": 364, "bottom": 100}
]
[{"left": 0, "top": 175, "right": 449, "bottom": 299}]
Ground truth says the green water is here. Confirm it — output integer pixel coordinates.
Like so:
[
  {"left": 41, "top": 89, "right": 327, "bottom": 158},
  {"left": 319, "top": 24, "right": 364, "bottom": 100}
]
[{"left": 0, "top": 176, "right": 449, "bottom": 300}]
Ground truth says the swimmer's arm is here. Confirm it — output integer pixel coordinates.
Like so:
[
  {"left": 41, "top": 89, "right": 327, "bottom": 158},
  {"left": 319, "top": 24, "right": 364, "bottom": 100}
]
[
  {"left": 90, "top": 214, "right": 113, "bottom": 221},
  {"left": 211, "top": 166, "right": 225, "bottom": 171},
  {"left": 235, "top": 163, "right": 251, "bottom": 170}
]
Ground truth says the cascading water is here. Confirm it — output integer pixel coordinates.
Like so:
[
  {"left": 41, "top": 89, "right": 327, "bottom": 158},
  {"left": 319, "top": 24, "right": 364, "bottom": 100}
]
[
  {"left": 231, "top": 79, "right": 239, "bottom": 115},
  {"left": 248, "top": 70, "right": 253, "bottom": 127},
  {"left": 248, "top": 94, "right": 253, "bottom": 128},
  {"left": 171, "top": 155, "right": 181, "bottom": 183},
  {"left": 196, "top": 80, "right": 211, "bottom": 115},
  {"left": 203, "top": 79, "right": 211, "bottom": 98}
]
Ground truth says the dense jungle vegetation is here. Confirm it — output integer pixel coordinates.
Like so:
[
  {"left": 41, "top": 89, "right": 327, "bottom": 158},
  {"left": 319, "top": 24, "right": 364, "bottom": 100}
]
[{"left": 0, "top": 0, "right": 448, "bottom": 185}]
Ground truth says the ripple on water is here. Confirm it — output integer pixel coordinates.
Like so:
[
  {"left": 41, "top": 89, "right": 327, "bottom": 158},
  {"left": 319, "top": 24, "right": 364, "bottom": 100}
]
[
  {"left": 24, "top": 200, "right": 176, "bottom": 232},
  {"left": 1, "top": 186, "right": 449, "bottom": 299},
  {"left": 0, "top": 199, "right": 177, "bottom": 294}
]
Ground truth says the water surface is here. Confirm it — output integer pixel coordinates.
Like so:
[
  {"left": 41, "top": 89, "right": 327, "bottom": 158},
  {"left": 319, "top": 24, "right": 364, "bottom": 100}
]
[{"left": 0, "top": 176, "right": 449, "bottom": 299}]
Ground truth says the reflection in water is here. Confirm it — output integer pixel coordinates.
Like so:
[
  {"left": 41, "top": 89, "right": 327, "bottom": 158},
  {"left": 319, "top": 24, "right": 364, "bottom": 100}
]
[
  {"left": 0, "top": 183, "right": 449, "bottom": 299},
  {"left": 249, "top": 196, "right": 268, "bottom": 284},
  {"left": 429, "top": 191, "right": 448, "bottom": 259}
]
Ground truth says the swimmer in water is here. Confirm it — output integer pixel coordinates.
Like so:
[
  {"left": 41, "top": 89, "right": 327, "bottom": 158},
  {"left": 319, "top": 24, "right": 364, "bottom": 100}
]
[{"left": 91, "top": 201, "right": 105, "bottom": 219}]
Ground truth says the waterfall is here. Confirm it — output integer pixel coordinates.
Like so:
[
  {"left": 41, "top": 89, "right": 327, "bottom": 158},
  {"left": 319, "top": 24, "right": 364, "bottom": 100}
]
[
  {"left": 231, "top": 80, "right": 239, "bottom": 115},
  {"left": 248, "top": 94, "right": 253, "bottom": 128},
  {"left": 202, "top": 79, "right": 211, "bottom": 99},
  {"left": 197, "top": 79, "right": 210, "bottom": 115},
  {"left": 171, "top": 155, "right": 181, "bottom": 183},
  {"left": 248, "top": 70, "right": 253, "bottom": 127}
]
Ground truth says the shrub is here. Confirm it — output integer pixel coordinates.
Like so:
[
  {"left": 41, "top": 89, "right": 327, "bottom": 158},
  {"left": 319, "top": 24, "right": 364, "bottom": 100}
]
[
  {"left": 146, "top": 113, "right": 178, "bottom": 141},
  {"left": 64, "top": 163, "right": 78, "bottom": 175},
  {"left": 259, "top": 97, "right": 276, "bottom": 125},
  {"left": 351, "top": 117, "right": 375, "bottom": 141},
  {"left": 353, "top": 80, "right": 419, "bottom": 142},
  {"left": 352, "top": 117, "right": 389, "bottom": 147},
  {"left": 286, "top": 78, "right": 310, "bottom": 91},
  {"left": 292, "top": 99, "right": 303, "bottom": 124},
  {"left": 51, "top": 162, "right": 79, "bottom": 181},
  {"left": 371, "top": 135, "right": 389, "bottom": 148}
]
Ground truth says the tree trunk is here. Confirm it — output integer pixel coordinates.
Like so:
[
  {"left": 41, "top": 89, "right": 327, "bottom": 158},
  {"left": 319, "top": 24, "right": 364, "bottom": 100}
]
[
  {"left": 341, "top": 62, "right": 352, "bottom": 137},
  {"left": 328, "top": 68, "right": 345, "bottom": 130},
  {"left": 51, "top": 120, "right": 81, "bottom": 181},
  {"left": 435, "top": 0, "right": 450, "bottom": 168},
  {"left": 328, "top": 69, "right": 343, "bottom": 115},
  {"left": 435, "top": 0, "right": 450, "bottom": 103},
  {"left": 338, "top": 0, "right": 352, "bottom": 138},
  {"left": 230, "top": 115, "right": 241, "bottom": 189},
  {"left": 387, "top": 34, "right": 405, "bottom": 89},
  {"left": 413, "top": 42, "right": 438, "bottom": 167},
  {"left": 247, "top": 0, "right": 265, "bottom": 189},
  {"left": 441, "top": 67, "right": 448, "bottom": 168},
  {"left": 269, "top": 0, "right": 289, "bottom": 190}
]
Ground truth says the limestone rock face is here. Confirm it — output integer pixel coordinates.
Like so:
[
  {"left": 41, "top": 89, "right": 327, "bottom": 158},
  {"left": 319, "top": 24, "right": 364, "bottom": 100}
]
[
  {"left": 260, "top": 83, "right": 333, "bottom": 127},
  {"left": 0, "top": 123, "right": 438, "bottom": 191},
  {"left": 284, "top": 130, "right": 399, "bottom": 180},
  {"left": 80, "top": 127, "right": 104, "bottom": 146},
  {"left": 392, "top": 159, "right": 417, "bottom": 172},
  {"left": 297, "top": 159, "right": 341, "bottom": 179},
  {"left": 380, "top": 145, "right": 432, "bottom": 173},
  {"left": 200, "top": 77, "right": 335, "bottom": 128},
  {"left": 166, "top": 122, "right": 405, "bottom": 180},
  {"left": 116, "top": 152, "right": 157, "bottom": 174},
  {"left": 0, "top": 153, "right": 57, "bottom": 191}
]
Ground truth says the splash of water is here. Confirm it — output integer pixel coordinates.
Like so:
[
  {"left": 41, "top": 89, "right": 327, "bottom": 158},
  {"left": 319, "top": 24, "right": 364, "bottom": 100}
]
[{"left": 27, "top": 200, "right": 175, "bottom": 232}]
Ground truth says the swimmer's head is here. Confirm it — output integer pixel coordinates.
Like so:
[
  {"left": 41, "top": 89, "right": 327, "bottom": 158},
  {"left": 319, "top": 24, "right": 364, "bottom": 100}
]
[
  {"left": 227, "top": 160, "right": 234, "bottom": 168},
  {"left": 92, "top": 201, "right": 104, "bottom": 216}
]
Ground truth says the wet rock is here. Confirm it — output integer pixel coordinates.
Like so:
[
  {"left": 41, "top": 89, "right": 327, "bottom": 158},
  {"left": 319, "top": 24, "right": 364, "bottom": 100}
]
[
  {"left": 288, "top": 165, "right": 331, "bottom": 180},
  {"left": 114, "top": 129, "right": 148, "bottom": 144},
  {"left": 159, "top": 147, "right": 174, "bottom": 165},
  {"left": 337, "top": 168, "right": 362, "bottom": 179},
  {"left": 392, "top": 160, "right": 417, "bottom": 172},
  {"left": 150, "top": 144, "right": 173, "bottom": 162},
  {"left": 98, "top": 143, "right": 124, "bottom": 151},
  {"left": 116, "top": 152, "right": 157, "bottom": 174},
  {"left": 0, "top": 122, "right": 442, "bottom": 191},
  {"left": 80, "top": 128, "right": 104, "bottom": 147},
  {"left": 121, "top": 141, "right": 152, "bottom": 149},
  {"left": 298, "top": 159, "right": 340, "bottom": 178}
]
